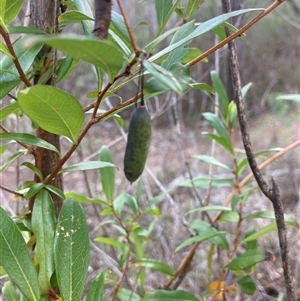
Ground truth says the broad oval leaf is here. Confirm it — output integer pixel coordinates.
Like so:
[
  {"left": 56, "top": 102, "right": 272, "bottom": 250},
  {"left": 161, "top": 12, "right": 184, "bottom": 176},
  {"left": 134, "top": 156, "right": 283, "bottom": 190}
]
[
  {"left": 54, "top": 198, "right": 89, "bottom": 301},
  {"left": 32, "top": 190, "right": 56, "bottom": 293},
  {"left": 18, "top": 85, "right": 84, "bottom": 143},
  {"left": 26, "top": 35, "right": 125, "bottom": 82},
  {"left": 141, "top": 289, "right": 200, "bottom": 301},
  {"left": 3, "top": 0, "right": 23, "bottom": 24},
  {"left": 0, "top": 207, "right": 40, "bottom": 301}
]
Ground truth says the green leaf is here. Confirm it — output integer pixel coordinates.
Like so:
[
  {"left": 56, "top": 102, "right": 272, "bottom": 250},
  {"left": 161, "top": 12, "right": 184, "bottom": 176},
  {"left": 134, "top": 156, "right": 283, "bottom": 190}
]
[
  {"left": 94, "top": 237, "right": 121, "bottom": 249},
  {"left": 86, "top": 271, "right": 106, "bottom": 301},
  {"left": 241, "top": 220, "right": 298, "bottom": 243},
  {"left": 54, "top": 198, "right": 89, "bottom": 301},
  {"left": 0, "top": 40, "right": 14, "bottom": 58},
  {"left": 241, "top": 82, "right": 252, "bottom": 100},
  {"left": 141, "top": 290, "right": 200, "bottom": 301},
  {"left": 190, "top": 219, "right": 229, "bottom": 250},
  {"left": 18, "top": 85, "right": 84, "bottom": 143},
  {"left": 193, "top": 155, "right": 231, "bottom": 171},
  {"left": 155, "top": 0, "right": 172, "bottom": 31},
  {"left": 150, "top": 9, "right": 263, "bottom": 63},
  {"left": 190, "top": 83, "right": 214, "bottom": 93},
  {"left": 111, "top": 11, "right": 133, "bottom": 51},
  {"left": 118, "top": 288, "right": 141, "bottom": 301},
  {"left": 2, "top": 281, "right": 19, "bottom": 301},
  {"left": 60, "top": 161, "right": 115, "bottom": 174},
  {"left": 144, "top": 27, "right": 179, "bottom": 54},
  {"left": 202, "top": 113, "right": 232, "bottom": 153},
  {"left": 132, "top": 259, "right": 173, "bottom": 276},
  {"left": 176, "top": 231, "right": 226, "bottom": 252},
  {"left": 73, "top": 0, "right": 94, "bottom": 35},
  {"left": 186, "top": 205, "right": 231, "bottom": 215},
  {"left": 0, "top": 133, "right": 60, "bottom": 155},
  {"left": 59, "top": 10, "right": 94, "bottom": 23},
  {"left": 27, "top": 35, "right": 124, "bottom": 82},
  {"left": 3, "top": 0, "right": 23, "bottom": 24},
  {"left": 210, "top": 71, "right": 229, "bottom": 117},
  {"left": 26, "top": 183, "right": 44, "bottom": 199},
  {"left": 56, "top": 55, "right": 79, "bottom": 83},
  {"left": 181, "top": 48, "right": 208, "bottom": 64},
  {"left": 44, "top": 185, "right": 65, "bottom": 200},
  {"left": 0, "top": 207, "right": 40, "bottom": 301},
  {"left": 143, "top": 60, "right": 184, "bottom": 94},
  {"left": 237, "top": 275, "right": 256, "bottom": 295},
  {"left": 32, "top": 190, "right": 56, "bottom": 293},
  {"left": 219, "top": 210, "right": 239, "bottom": 223},
  {"left": 0, "top": 149, "right": 26, "bottom": 172},
  {"left": 226, "top": 248, "right": 266, "bottom": 270},
  {"left": 179, "top": 177, "right": 232, "bottom": 188},
  {"left": 8, "top": 26, "right": 47, "bottom": 35},
  {"left": 0, "top": 101, "right": 19, "bottom": 122},
  {"left": 113, "top": 192, "right": 127, "bottom": 215},
  {"left": 65, "top": 192, "right": 109, "bottom": 207},
  {"left": 0, "top": 38, "right": 42, "bottom": 99},
  {"left": 99, "top": 146, "right": 115, "bottom": 204},
  {"left": 186, "top": 0, "right": 202, "bottom": 18},
  {"left": 22, "top": 162, "right": 44, "bottom": 181},
  {"left": 162, "top": 21, "right": 195, "bottom": 70},
  {"left": 244, "top": 211, "right": 298, "bottom": 227},
  {"left": 274, "top": 94, "right": 300, "bottom": 102}
]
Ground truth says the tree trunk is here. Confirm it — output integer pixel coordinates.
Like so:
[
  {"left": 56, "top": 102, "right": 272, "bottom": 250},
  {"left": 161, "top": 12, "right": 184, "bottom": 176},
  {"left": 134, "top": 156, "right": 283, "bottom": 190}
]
[{"left": 29, "top": 0, "right": 63, "bottom": 216}]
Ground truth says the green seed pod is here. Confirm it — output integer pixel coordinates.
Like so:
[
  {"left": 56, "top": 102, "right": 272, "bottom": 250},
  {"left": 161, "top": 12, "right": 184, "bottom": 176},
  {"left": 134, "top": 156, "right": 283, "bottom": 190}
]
[{"left": 124, "top": 105, "right": 152, "bottom": 183}]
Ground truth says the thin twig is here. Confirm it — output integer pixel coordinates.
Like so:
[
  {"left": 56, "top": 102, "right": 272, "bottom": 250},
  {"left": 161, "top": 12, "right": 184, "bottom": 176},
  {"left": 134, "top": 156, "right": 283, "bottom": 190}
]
[
  {"left": 0, "top": 185, "right": 24, "bottom": 197},
  {"left": 0, "top": 27, "right": 32, "bottom": 87},
  {"left": 188, "top": 0, "right": 286, "bottom": 68},
  {"left": 116, "top": 0, "right": 141, "bottom": 54},
  {"left": 223, "top": 0, "right": 294, "bottom": 299}
]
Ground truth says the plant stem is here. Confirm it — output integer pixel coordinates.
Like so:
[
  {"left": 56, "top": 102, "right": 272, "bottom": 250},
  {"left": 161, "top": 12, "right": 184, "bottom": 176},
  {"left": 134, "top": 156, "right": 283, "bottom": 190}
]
[{"left": 0, "top": 27, "right": 32, "bottom": 87}]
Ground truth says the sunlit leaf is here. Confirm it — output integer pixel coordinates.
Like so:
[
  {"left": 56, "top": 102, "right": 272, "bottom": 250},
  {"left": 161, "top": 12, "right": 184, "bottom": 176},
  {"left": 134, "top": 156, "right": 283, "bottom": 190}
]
[{"left": 18, "top": 85, "right": 84, "bottom": 143}]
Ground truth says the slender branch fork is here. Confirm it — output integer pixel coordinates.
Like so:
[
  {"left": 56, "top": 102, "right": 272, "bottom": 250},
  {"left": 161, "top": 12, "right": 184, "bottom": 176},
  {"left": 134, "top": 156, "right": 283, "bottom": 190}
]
[{"left": 0, "top": 27, "right": 32, "bottom": 87}]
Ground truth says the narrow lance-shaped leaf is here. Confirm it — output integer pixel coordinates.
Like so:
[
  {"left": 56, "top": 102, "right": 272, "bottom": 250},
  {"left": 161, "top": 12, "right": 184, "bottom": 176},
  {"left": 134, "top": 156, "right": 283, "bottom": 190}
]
[
  {"left": 141, "top": 290, "right": 200, "bottom": 301},
  {"left": 54, "top": 198, "right": 89, "bottom": 301},
  {"left": 99, "top": 146, "right": 115, "bottom": 204},
  {"left": 86, "top": 271, "right": 106, "bottom": 301},
  {"left": 59, "top": 161, "right": 115, "bottom": 174},
  {"left": 31, "top": 190, "right": 56, "bottom": 293},
  {"left": 0, "top": 133, "right": 60, "bottom": 155},
  {"left": 18, "top": 85, "right": 84, "bottom": 143},
  {"left": 150, "top": 9, "right": 263, "bottom": 62},
  {"left": 0, "top": 207, "right": 40, "bottom": 301}
]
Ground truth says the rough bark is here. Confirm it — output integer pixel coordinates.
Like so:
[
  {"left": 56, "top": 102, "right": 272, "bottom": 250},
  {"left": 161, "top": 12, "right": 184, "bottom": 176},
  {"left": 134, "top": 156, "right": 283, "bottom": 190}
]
[{"left": 30, "top": 0, "right": 63, "bottom": 216}]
